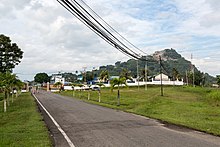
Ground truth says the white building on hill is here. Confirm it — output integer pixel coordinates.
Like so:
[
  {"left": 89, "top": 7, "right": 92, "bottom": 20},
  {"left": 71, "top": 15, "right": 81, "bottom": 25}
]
[
  {"left": 154, "top": 73, "right": 169, "bottom": 81},
  {"left": 151, "top": 73, "right": 184, "bottom": 86},
  {"left": 51, "top": 74, "right": 65, "bottom": 85}
]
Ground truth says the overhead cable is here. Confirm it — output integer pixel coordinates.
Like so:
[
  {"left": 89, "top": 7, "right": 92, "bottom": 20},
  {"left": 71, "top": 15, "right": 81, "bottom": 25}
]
[{"left": 57, "top": 0, "right": 146, "bottom": 60}]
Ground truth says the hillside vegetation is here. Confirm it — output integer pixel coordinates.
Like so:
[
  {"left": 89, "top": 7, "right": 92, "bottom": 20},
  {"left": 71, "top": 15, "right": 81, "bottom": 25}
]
[
  {"left": 95, "top": 49, "right": 215, "bottom": 85},
  {"left": 62, "top": 49, "right": 215, "bottom": 86}
]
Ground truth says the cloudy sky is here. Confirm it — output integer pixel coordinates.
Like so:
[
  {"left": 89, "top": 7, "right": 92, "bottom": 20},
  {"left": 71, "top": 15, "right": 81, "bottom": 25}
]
[{"left": 1, "top": 0, "right": 220, "bottom": 80}]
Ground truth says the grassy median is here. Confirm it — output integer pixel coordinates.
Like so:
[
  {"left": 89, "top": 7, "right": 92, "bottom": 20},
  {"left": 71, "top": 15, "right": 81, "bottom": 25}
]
[
  {"left": 0, "top": 92, "right": 51, "bottom": 147},
  {"left": 61, "top": 86, "right": 220, "bottom": 136}
]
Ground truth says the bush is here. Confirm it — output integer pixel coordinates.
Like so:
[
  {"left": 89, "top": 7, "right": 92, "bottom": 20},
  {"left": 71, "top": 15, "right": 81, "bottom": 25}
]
[{"left": 206, "top": 90, "right": 220, "bottom": 106}]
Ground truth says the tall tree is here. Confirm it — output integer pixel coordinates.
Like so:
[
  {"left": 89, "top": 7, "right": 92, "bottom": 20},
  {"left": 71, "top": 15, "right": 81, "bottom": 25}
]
[
  {"left": 0, "top": 34, "right": 23, "bottom": 72},
  {"left": 194, "top": 71, "right": 203, "bottom": 86},
  {"left": 34, "top": 73, "right": 50, "bottom": 84}
]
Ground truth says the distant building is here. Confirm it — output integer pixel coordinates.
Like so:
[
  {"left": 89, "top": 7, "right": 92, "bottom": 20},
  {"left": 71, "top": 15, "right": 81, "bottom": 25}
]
[
  {"left": 154, "top": 73, "right": 169, "bottom": 81},
  {"left": 50, "top": 74, "right": 65, "bottom": 85},
  {"left": 151, "top": 73, "right": 184, "bottom": 86},
  {"left": 212, "top": 84, "right": 219, "bottom": 88}
]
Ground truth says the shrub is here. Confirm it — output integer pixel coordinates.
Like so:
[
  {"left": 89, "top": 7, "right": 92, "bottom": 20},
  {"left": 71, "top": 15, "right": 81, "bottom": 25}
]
[{"left": 206, "top": 90, "right": 220, "bottom": 106}]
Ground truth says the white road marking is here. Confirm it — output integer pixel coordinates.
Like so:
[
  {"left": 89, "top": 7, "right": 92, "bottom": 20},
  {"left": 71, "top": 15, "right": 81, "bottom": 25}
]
[{"left": 33, "top": 93, "right": 75, "bottom": 147}]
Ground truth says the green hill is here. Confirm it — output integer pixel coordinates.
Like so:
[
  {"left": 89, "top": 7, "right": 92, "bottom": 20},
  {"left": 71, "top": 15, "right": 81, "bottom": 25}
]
[{"left": 94, "top": 49, "right": 215, "bottom": 86}]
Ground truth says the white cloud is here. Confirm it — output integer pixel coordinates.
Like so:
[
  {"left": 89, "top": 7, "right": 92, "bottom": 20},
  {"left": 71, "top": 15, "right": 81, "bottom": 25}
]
[{"left": 0, "top": 0, "right": 220, "bottom": 80}]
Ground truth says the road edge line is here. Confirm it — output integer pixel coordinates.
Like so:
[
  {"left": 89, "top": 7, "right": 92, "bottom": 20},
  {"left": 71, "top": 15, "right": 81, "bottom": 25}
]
[{"left": 32, "top": 93, "right": 75, "bottom": 147}]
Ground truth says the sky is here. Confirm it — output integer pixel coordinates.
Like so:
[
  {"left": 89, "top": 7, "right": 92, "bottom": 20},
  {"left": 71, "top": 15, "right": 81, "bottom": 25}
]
[{"left": 0, "top": 0, "right": 220, "bottom": 81}]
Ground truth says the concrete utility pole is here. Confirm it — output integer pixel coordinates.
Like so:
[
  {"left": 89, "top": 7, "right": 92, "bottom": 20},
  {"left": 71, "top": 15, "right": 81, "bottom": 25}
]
[
  {"left": 191, "top": 54, "right": 195, "bottom": 87},
  {"left": 137, "top": 59, "right": 139, "bottom": 91},
  {"left": 82, "top": 67, "right": 87, "bottom": 84},
  {"left": 145, "top": 56, "right": 148, "bottom": 91},
  {"left": 193, "top": 67, "right": 195, "bottom": 87},
  {"left": 186, "top": 70, "right": 189, "bottom": 86},
  {"left": 159, "top": 56, "right": 163, "bottom": 96}
]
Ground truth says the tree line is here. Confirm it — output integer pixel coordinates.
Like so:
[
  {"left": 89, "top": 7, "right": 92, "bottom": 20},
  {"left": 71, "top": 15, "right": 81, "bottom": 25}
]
[{"left": 0, "top": 34, "right": 24, "bottom": 112}]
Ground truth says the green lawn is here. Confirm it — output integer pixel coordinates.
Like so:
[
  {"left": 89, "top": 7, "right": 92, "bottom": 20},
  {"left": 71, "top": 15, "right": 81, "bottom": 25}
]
[
  {"left": 61, "top": 86, "right": 220, "bottom": 136},
  {"left": 0, "top": 93, "right": 51, "bottom": 147}
]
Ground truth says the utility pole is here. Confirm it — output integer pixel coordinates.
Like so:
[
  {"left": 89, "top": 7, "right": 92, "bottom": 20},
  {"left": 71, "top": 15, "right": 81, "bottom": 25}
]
[
  {"left": 159, "top": 56, "right": 163, "bottom": 96},
  {"left": 145, "top": 56, "right": 148, "bottom": 91},
  {"left": 191, "top": 54, "right": 195, "bottom": 87},
  {"left": 137, "top": 59, "right": 139, "bottom": 91},
  {"left": 186, "top": 70, "right": 189, "bottom": 86},
  {"left": 82, "top": 67, "right": 87, "bottom": 84},
  {"left": 193, "top": 66, "right": 195, "bottom": 87}
]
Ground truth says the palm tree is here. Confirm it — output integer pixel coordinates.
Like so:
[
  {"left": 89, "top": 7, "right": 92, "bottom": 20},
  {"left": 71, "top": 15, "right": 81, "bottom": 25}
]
[
  {"left": 140, "top": 68, "right": 150, "bottom": 81},
  {"left": 172, "top": 68, "right": 179, "bottom": 81},
  {"left": 54, "top": 82, "right": 62, "bottom": 93},
  {"left": 0, "top": 72, "right": 20, "bottom": 112},
  {"left": 96, "top": 83, "right": 105, "bottom": 102},
  {"left": 5, "top": 72, "right": 17, "bottom": 107},
  {"left": 0, "top": 73, "right": 7, "bottom": 112},
  {"left": 77, "top": 84, "right": 84, "bottom": 98},
  {"left": 120, "top": 68, "right": 132, "bottom": 80},
  {"left": 99, "top": 70, "right": 109, "bottom": 83},
  {"left": 11, "top": 78, "right": 23, "bottom": 102},
  {"left": 172, "top": 68, "right": 179, "bottom": 86},
  {"left": 110, "top": 77, "right": 127, "bottom": 106},
  {"left": 71, "top": 83, "right": 78, "bottom": 97}
]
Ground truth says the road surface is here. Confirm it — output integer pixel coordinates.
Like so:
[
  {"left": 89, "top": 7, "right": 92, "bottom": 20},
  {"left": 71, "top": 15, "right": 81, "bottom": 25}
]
[{"left": 34, "top": 91, "right": 220, "bottom": 147}]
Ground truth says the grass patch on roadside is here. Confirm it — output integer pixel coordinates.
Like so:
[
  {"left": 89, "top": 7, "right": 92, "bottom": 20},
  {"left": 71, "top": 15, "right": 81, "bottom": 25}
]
[
  {"left": 0, "top": 93, "right": 3, "bottom": 101},
  {"left": 0, "top": 93, "right": 51, "bottom": 147},
  {"left": 60, "top": 86, "right": 220, "bottom": 136}
]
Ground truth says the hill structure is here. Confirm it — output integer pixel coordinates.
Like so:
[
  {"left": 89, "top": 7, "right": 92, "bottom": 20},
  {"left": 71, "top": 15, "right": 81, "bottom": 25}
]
[{"left": 95, "top": 49, "right": 215, "bottom": 86}]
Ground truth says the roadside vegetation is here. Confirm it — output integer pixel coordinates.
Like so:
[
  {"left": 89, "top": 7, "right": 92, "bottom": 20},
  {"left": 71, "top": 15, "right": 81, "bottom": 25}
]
[
  {"left": 0, "top": 92, "right": 51, "bottom": 146},
  {"left": 0, "top": 34, "right": 51, "bottom": 146},
  {"left": 60, "top": 85, "right": 220, "bottom": 136}
]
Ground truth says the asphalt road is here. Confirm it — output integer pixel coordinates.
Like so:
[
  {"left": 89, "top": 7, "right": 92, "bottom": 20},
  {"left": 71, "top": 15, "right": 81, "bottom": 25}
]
[{"left": 34, "top": 91, "right": 220, "bottom": 147}]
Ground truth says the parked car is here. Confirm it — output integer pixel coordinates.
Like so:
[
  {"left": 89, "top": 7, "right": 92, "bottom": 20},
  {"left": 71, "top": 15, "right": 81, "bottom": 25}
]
[{"left": 91, "top": 86, "right": 100, "bottom": 91}]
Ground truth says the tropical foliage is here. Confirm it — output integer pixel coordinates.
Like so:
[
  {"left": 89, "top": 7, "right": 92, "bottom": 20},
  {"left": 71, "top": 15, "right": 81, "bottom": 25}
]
[
  {"left": 120, "top": 68, "right": 132, "bottom": 80},
  {"left": 96, "top": 83, "right": 105, "bottom": 102},
  {"left": 99, "top": 70, "right": 109, "bottom": 82},
  {"left": 0, "top": 72, "right": 23, "bottom": 112},
  {"left": 110, "top": 77, "right": 127, "bottom": 106},
  {"left": 216, "top": 76, "right": 220, "bottom": 87},
  {"left": 54, "top": 82, "right": 62, "bottom": 92}
]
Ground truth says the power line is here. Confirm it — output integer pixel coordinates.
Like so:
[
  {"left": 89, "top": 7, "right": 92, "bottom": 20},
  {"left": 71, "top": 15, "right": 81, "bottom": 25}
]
[
  {"left": 78, "top": 0, "right": 147, "bottom": 55},
  {"left": 57, "top": 0, "right": 146, "bottom": 61}
]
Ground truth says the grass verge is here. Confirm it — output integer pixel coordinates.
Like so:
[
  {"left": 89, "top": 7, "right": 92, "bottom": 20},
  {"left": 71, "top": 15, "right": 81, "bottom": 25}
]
[
  {"left": 60, "top": 86, "right": 220, "bottom": 136},
  {"left": 0, "top": 92, "right": 51, "bottom": 147}
]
